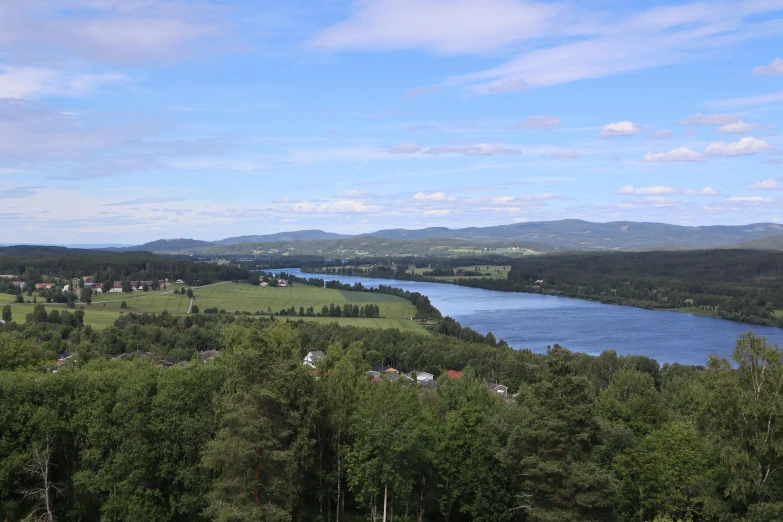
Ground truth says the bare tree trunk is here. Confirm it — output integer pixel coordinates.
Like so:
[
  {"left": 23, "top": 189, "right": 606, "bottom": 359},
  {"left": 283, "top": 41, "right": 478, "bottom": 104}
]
[
  {"left": 336, "top": 437, "right": 341, "bottom": 522},
  {"left": 383, "top": 484, "right": 388, "bottom": 522},
  {"left": 21, "top": 433, "right": 60, "bottom": 522}
]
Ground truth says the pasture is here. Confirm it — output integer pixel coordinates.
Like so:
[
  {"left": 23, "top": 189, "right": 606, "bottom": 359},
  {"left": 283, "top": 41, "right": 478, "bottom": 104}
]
[
  {"left": 426, "top": 264, "right": 511, "bottom": 281},
  {"left": 2, "top": 282, "right": 423, "bottom": 330}
]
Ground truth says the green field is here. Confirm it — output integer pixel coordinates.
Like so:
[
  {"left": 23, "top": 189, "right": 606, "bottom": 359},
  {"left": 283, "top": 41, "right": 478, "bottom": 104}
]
[
  {"left": 0, "top": 293, "right": 15, "bottom": 305},
  {"left": 3, "top": 282, "right": 422, "bottom": 330},
  {"left": 774, "top": 310, "right": 783, "bottom": 319},
  {"left": 428, "top": 265, "right": 511, "bottom": 281}
]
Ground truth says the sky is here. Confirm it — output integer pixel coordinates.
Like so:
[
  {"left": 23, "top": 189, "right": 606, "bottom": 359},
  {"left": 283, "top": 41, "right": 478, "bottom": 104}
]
[{"left": 1, "top": 0, "right": 783, "bottom": 244}]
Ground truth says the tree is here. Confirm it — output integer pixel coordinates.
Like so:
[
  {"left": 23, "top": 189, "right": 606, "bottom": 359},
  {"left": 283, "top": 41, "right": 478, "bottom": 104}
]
[
  {"left": 700, "top": 332, "right": 783, "bottom": 518},
  {"left": 508, "top": 346, "right": 617, "bottom": 521},
  {"left": 80, "top": 287, "right": 92, "bottom": 303},
  {"left": 347, "top": 380, "right": 421, "bottom": 522},
  {"left": 186, "top": 288, "right": 193, "bottom": 299},
  {"left": 121, "top": 280, "right": 132, "bottom": 293},
  {"left": 120, "top": 301, "right": 128, "bottom": 309},
  {"left": 2, "top": 304, "right": 10, "bottom": 322},
  {"left": 21, "top": 432, "right": 61, "bottom": 522},
  {"left": 102, "top": 281, "right": 112, "bottom": 293}
]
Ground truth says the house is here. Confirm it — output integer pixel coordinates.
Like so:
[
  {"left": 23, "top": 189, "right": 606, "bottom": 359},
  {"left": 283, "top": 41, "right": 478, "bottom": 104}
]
[
  {"left": 487, "top": 382, "right": 509, "bottom": 397},
  {"left": 84, "top": 276, "right": 93, "bottom": 283},
  {"left": 176, "top": 279, "right": 184, "bottom": 284},
  {"left": 260, "top": 281, "right": 269, "bottom": 286},
  {"left": 11, "top": 281, "right": 26, "bottom": 289},
  {"left": 278, "top": 279, "right": 287, "bottom": 287},
  {"left": 366, "top": 370, "right": 382, "bottom": 380},
  {"left": 109, "top": 281, "right": 124, "bottom": 293},
  {"left": 56, "top": 352, "right": 76, "bottom": 366},
  {"left": 405, "top": 370, "right": 435, "bottom": 383},
  {"left": 35, "top": 283, "right": 55, "bottom": 289},
  {"left": 303, "top": 350, "right": 325, "bottom": 368},
  {"left": 0, "top": 319, "right": 5, "bottom": 325},
  {"left": 446, "top": 370, "right": 463, "bottom": 380},
  {"left": 370, "top": 365, "right": 400, "bottom": 375},
  {"left": 93, "top": 286, "right": 103, "bottom": 294},
  {"left": 63, "top": 285, "right": 71, "bottom": 292},
  {"left": 0, "top": 275, "right": 16, "bottom": 279},
  {"left": 534, "top": 280, "right": 544, "bottom": 284},
  {"left": 157, "top": 357, "right": 178, "bottom": 367},
  {"left": 198, "top": 349, "right": 220, "bottom": 361}
]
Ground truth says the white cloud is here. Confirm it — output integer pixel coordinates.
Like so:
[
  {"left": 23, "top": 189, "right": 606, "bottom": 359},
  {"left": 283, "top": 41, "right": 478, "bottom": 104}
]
[
  {"left": 163, "top": 159, "right": 267, "bottom": 172},
  {"left": 424, "top": 143, "right": 522, "bottom": 155},
  {"left": 641, "top": 147, "right": 706, "bottom": 163},
  {"left": 726, "top": 196, "right": 773, "bottom": 202},
  {"left": 717, "top": 121, "right": 761, "bottom": 133},
  {"left": 0, "top": 66, "right": 126, "bottom": 98},
  {"left": 389, "top": 143, "right": 421, "bottom": 154},
  {"left": 508, "top": 116, "right": 562, "bottom": 130},
  {"left": 291, "top": 200, "right": 380, "bottom": 214},
  {"left": 648, "top": 130, "right": 672, "bottom": 140},
  {"left": 685, "top": 186, "right": 719, "bottom": 196},
  {"left": 707, "top": 91, "right": 783, "bottom": 108},
  {"left": 307, "top": 0, "right": 567, "bottom": 55},
  {"left": 424, "top": 209, "right": 451, "bottom": 216},
  {"left": 753, "top": 58, "right": 783, "bottom": 76},
  {"left": 617, "top": 185, "right": 679, "bottom": 196},
  {"left": 704, "top": 137, "right": 771, "bottom": 156},
  {"left": 679, "top": 113, "right": 736, "bottom": 125},
  {"left": 599, "top": 121, "right": 642, "bottom": 137},
  {"left": 413, "top": 191, "right": 455, "bottom": 201},
  {"left": 550, "top": 150, "right": 579, "bottom": 159},
  {"left": 335, "top": 190, "right": 374, "bottom": 198},
  {"left": 748, "top": 179, "right": 782, "bottom": 190}
]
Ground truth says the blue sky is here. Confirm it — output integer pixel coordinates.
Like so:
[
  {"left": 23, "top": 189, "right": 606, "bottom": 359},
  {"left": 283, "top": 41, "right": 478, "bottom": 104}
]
[{"left": 1, "top": 0, "right": 783, "bottom": 243}]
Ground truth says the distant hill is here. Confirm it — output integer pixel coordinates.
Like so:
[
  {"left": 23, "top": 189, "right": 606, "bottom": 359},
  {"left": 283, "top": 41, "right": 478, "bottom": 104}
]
[
  {"left": 120, "top": 238, "right": 215, "bottom": 253},
  {"left": 370, "top": 219, "right": 783, "bottom": 250},
  {"left": 65, "top": 219, "right": 783, "bottom": 256},
  {"left": 215, "top": 230, "right": 351, "bottom": 245},
  {"left": 726, "top": 234, "right": 783, "bottom": 251}
]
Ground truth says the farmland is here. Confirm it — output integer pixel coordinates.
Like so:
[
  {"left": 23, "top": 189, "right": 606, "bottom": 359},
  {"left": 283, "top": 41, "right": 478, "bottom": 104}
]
[{"left": 2, "top": 282, "right": 424, "bottom": 331}]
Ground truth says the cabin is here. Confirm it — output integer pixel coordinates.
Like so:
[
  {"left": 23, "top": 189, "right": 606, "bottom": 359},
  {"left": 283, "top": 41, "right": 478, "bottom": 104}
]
[
  {"left": 446, "top": 370, "right": 463, "bottom": 380},
  {"left": 303, "top": 350, "right": 325, "bottom": 368},
  {"left": 487, "top": 382, "right": 509, "bottom": 397}
]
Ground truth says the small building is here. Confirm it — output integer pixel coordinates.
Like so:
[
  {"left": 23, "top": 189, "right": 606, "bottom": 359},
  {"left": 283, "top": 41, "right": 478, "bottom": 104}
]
[
  {"left": 366, "top": 370, "right": 381, "bottom": 380},
  {"left": 278, "top": 280, "right": 288, "bottom": 287},
  {"left": 35, "top": 283, "right": 55, "bottom": 289},
  {"left": 446, "top": 370, "right": 463, "bottom": 380},
  {"left": 534, "top": 280, "right": 544, "bottom": 284},
  {"left": 303, "top": 350, "right": 325, "bottom": 368},
  {"left": 11, "top": 281, "right": 26, "bottom": 289},
  {"left": 56, "top": 352, "right": 76, "bottom": 366},
  {"left": 176, "top": 279, "right": 185, "bottom": 284},
  {"left": 487, "top": 382, "right": 509, "bottom": 397},
  {"left": 405, "top": 370, "right": 435, "bottom": 383},
  {"left": 109, "top": 281, "right": 124, "bottom": 293},
  {"left": 198, "top": 350, "right": 221, "bottom": 361}
]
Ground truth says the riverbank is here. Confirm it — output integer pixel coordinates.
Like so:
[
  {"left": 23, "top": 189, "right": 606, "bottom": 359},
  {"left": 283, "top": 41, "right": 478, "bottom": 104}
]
[{"left": 301, "top": 266, "right": 783, "bottom": 330}]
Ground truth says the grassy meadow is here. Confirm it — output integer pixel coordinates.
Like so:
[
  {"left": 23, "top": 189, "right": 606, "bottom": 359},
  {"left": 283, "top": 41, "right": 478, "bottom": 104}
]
[{"left": 2, "top": 282, "right": 424, "bottom": 331}]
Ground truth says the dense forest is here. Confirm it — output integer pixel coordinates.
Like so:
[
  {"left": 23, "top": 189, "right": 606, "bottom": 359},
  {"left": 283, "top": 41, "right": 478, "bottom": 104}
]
[
  {"left": 0, "top": 246, "right": 250, "bottom": 291},
  {"left": 2, "top": 309, "right": 783, "bottom": 521},
  {"left": 304, "top": 250, "right": 783, "bottom": 328}
]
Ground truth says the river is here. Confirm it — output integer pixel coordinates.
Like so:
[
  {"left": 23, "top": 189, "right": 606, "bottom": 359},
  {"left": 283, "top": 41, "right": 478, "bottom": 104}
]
[{"left": 280, "top": 268, "right": 783, "bottom": 366}]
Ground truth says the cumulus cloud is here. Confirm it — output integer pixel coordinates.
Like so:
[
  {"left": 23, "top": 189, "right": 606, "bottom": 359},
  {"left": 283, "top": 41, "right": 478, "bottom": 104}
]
[
  {"left": 748, "top": 179, "right": 782, "bottom": 190},
  {"left": 648, "top": 130, "right": 672, "bottom": 140},
  {"left": 679, "top": 113, "right": 736, "bottom": 125},
  {"left": 423, "top": 143, "right": 521, "bottom": 155},
  {"left": 753, "top": 58, "right": 783, "bottom": 76},
  {"left": 717, "top": 121, "right": 761, "bottom": 133},
  {"left": 389, "top": 143, "right": 421, "bottom": 154},
  {"left": 599, "top": 121, "right": 642, "bottom": 137},
  {"left": 704, "top": 137, "right": 771, "bottom": 156},
  {"left": 641, "top": 147, "right": 706, "bottom": 163},
  {"left": 685, "top": 187, "right": 719, "bottom": 196},
  {"left": 413, "top": 191, "right": 455, "bottom": 201},
  {"left": 508, "top": 116, "right": 562, "bottom": 130},
  {"left": 617, "top": 185, "right": 679, "bottom": 196}
]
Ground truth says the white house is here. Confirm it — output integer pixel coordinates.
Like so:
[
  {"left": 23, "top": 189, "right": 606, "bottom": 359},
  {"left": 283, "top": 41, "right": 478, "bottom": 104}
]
[
  {"left": 404, "top": 370, "right": 435, "bottom": 383},
  {"left": 303, "top": 350, "right": 325, "bottom": 368}
]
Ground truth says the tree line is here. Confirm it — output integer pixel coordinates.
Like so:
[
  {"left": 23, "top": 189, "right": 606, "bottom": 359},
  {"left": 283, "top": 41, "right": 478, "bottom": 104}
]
[{"left": 3, "top": 310, "right": 783, "bottom": 520}]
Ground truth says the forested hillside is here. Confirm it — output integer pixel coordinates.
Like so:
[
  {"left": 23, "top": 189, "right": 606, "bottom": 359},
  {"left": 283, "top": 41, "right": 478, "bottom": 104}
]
[
  {"left": 0, "top": 246, "right": 249, "bottom": 287},
  {"left": 2, "top": 312, "right": 783, "bottom": 521}
]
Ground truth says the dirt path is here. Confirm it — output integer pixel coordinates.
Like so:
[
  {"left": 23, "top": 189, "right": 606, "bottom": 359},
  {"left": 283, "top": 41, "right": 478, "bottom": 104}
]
[{"left": 187, "top": 297, "right": 194, "bottom": 314}]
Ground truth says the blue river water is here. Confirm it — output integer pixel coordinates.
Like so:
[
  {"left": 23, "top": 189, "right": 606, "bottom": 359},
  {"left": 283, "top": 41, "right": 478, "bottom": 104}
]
[{"left": 280, "top": 268, "right": 783, "bottom": 366}]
